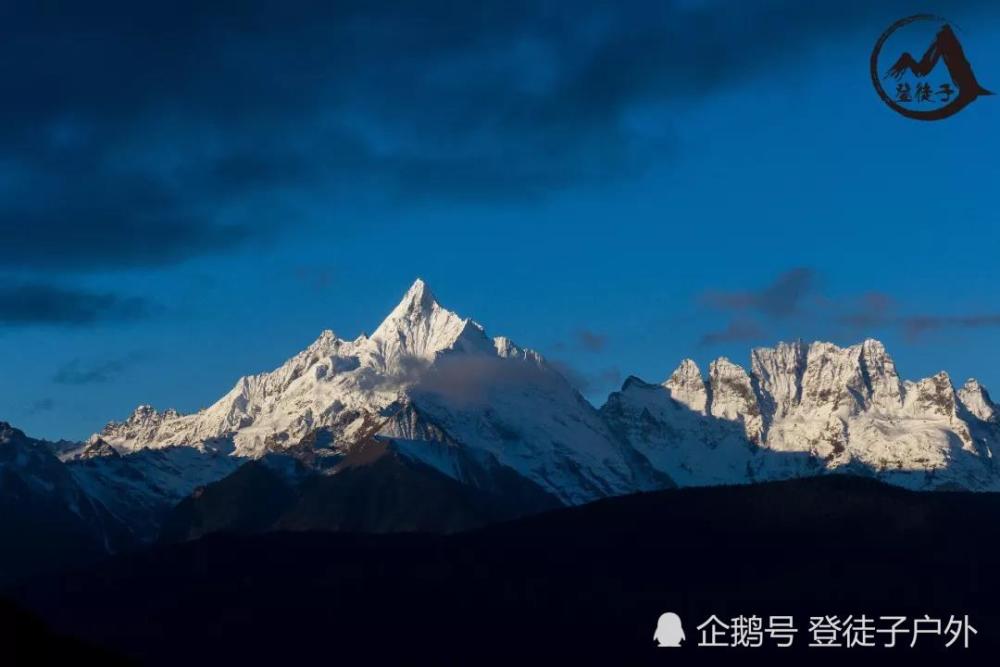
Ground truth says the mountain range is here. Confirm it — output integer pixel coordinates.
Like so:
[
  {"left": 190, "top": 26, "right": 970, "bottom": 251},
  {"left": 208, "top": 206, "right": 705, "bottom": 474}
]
[{"left": 2, "top": 279, "right": 999, "bottom": 580}]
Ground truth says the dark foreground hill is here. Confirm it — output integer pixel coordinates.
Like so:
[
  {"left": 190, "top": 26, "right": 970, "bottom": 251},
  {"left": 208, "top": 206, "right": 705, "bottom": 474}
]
[
  {"left": 0, "top": 598, "right": 133, "bottom": 665},
  {"left": 8, "top": 475, "right": 1000, "bottom": 665}
]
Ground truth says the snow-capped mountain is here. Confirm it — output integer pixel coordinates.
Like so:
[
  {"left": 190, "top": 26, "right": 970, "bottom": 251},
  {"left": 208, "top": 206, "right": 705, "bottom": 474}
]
[
  {"left": 605, "top": 339, "right": 1000, "bottom": 491},
  {"left": 95, "top": 279, "right": 490, "bottom": 457},
  {"left": 6, "top": 278, "right": 999, "bottom": 566},
  {"left": 88, "top": 281, "right": 1000, "bottom": 497},
  {"left": 90, "top": 279, "right": 667, "bottom": 506}
]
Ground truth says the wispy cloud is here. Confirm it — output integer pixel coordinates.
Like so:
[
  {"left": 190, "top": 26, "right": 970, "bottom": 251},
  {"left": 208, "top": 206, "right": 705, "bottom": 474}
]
[
  {"left": 698, "top": 268, "right": 1000, "bottom": 346},
  {"left": 699, "top": 319, "right": 766, "bottom": 347},
  {"left": 837, "top": 292, "right": 898, "bottom": 329},
  {"left": 702, "top": 268, "right": 817, "bottom": 320},
  {"left": 0, "top": 284, "right": 150, "bottom": 326},
  {"left": 835, "top": 292, "right": 1000, "bottom": 340},
  {"left": 900, "top": 314, "right": 1000, "bottom": 340},
  {"left": 53, "top": 352, "right": 148, "bottom": 385}
]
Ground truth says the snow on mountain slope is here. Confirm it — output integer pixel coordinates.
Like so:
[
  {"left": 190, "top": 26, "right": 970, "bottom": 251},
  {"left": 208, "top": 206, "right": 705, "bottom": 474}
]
[
  {"left": 401, "top": 348, "right": 669, "bottom": 503},
  {"left": 97, "top": 282, "right": 429, "bottom": 457},
  {"left": 601, "top": 373, "right": 761, "bottom": 487},
  {"left": 81, "top": 279, "right": 1000, "bottom": 513},
  {"left": 65, "top": 442, "right": 243, "bottom": 541},
  {"left": 92, "top": 280, "right": 667, "bottom": 505},
  {"left": 369, "top": 279, "right": 496, "bottom": 366},
  {"left": 604, "top": 339, "right": 1000, "bottom": 491}
]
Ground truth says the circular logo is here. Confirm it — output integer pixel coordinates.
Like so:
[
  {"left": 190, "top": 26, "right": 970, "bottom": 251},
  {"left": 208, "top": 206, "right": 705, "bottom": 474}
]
[{"left": 870, "top": 14, "right": 992, "bottom": 121}]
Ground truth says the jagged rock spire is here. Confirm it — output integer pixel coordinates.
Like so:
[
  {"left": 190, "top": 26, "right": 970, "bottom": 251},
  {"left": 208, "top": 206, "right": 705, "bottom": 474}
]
[
  {"left": 664, "top": 359, "right": 708, "bottom": 414},
  {"left": 959, "top": 378, "right": 997, "bottom": 422}
]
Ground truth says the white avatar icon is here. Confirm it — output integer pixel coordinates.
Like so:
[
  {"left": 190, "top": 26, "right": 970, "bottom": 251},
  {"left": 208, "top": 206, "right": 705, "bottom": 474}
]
[{"left": 654, "top": 612, "right": 685, "bottom": 647}]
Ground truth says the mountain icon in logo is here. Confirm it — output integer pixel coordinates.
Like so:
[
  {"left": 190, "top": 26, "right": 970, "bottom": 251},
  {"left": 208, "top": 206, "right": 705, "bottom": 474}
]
[{"left": 871, "top": 15, "right": 992, "bottom": 120}]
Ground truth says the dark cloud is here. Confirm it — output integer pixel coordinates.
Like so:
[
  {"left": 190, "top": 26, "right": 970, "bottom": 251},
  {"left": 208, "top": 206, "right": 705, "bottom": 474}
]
[
  {"left": 702, "top": 268, "right": 817, "bottom": 320},
  {"left": 698, "top": 268, "right": 815, "bottom": 344},
  {"left": 4, "top": 1, "right": 996, "bottom": 271},
  {"left": 52, "top": 352, "right": 147, "bottom": 385},
  {"left": 2, "top": 187, "right": 258, "bottom": 271},
  {"left": 576, "top": 329, "right": 609, "bottom": 353},
  {"left": 837, "top": 292, "right": 898, "bottom": 330},
  {"left": 0, "top": 284, "right": 150, "bottom": 326},
  {"left": 900, "top": 314, "right": 1000, "bottom": 340},
  {"left": 698, "top": 269, "right": 1000, "bottom": 346},
  {"left": 699, "top": 319, "right": 766, "bottom": 347},
  {"left": 836, "top": 292, "right": 1000, "bottom": 340}
]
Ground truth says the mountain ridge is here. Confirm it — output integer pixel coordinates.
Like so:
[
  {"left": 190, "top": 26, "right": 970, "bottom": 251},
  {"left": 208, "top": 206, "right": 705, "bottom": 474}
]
[
  {"left": 2, "top": 279, "right": 999, "bottom": 571},
  {"left": 58, "top": 280, "right": 1000, "bottom": 506}
]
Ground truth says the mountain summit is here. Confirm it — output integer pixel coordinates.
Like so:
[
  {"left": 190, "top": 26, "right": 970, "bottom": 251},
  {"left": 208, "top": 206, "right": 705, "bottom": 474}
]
[{"left": 370, "top": 278, "right": 493, "bottom": 367}]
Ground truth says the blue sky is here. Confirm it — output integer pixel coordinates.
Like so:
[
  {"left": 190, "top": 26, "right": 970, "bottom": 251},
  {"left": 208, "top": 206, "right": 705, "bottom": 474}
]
[{"left": 2, "top": 1, "right": 999, "bottom": 440}]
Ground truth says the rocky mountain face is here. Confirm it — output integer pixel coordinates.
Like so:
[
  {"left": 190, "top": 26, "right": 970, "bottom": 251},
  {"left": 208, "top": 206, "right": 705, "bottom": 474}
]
[
  {"left": 3, "top": 279, "right": 1000, "bottom": 573},
  {"left": 605, "top": 338, "right": 1000, "bottom": 491}
]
